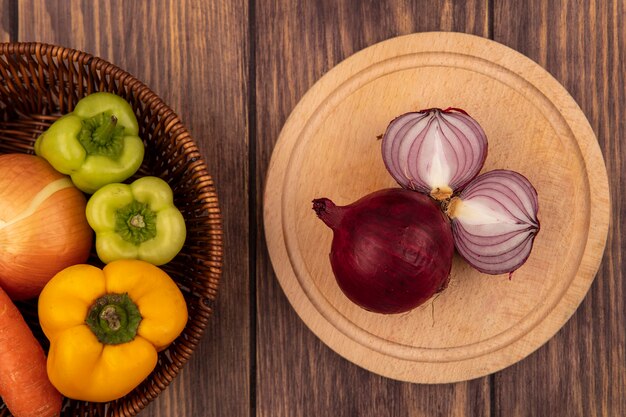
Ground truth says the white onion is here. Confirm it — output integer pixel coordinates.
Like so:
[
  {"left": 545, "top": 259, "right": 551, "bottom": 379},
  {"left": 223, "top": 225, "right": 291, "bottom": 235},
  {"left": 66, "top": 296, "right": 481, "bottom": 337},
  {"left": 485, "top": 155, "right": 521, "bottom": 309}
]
[{"left": 0, "top": 154, "right": 93, "bottom": 299}]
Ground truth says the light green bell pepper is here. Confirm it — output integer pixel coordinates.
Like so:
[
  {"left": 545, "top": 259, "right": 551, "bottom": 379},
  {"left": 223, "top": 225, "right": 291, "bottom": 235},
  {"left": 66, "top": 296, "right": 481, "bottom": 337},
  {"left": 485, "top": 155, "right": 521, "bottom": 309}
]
[
  {"left": 35, "top": 92, "right": 144, "bottom": 194},
  {"left": 86, "top": 176, "right": 186, "bottom": 265}
]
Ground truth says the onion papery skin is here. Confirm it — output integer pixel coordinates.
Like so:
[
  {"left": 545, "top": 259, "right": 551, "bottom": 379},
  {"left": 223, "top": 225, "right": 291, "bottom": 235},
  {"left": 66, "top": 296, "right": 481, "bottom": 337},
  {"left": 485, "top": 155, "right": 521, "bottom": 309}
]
[
  {"left": 446, "top": 169, "right": 540, "bottom": 275},
  {"left": 0, "top": 154, "right": 93, "bottom": 300},
  {"left": 381, "top": 108, "right": 488, "bottom": 200},
  {"left": 313, "top": 188, "right": 454, "bottom": 314}
]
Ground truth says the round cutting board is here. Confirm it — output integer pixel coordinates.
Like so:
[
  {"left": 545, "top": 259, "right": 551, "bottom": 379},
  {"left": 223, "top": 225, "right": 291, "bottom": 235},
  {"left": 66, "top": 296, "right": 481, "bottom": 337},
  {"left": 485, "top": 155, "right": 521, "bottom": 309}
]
[{"left": 263, "top": 32, "right": 610, "bottom": 383}]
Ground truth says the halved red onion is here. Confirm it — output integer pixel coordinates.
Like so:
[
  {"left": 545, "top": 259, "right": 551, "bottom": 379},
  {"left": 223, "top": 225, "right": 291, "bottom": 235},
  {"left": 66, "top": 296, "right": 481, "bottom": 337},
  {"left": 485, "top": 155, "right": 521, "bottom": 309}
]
[
  {"left": 381, "top": 108, "right": 488, "bottom": 200},
  {"left": 445, "top": 169, "right": 540, "bottom": 275}
]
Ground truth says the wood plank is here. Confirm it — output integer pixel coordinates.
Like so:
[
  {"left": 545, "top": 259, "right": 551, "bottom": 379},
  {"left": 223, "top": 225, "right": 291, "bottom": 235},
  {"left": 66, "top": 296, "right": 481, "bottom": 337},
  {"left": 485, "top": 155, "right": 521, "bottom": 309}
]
[
  {"left": 0, "top": 0, "right": 13, "bottom": 42},
  {"left": 493, "top": 1, "right": 626, "bottom": 416},
  {"left": 19, "top": 1, "right": 250, "bottom": 416},
  {"left": 255, "top": 1, "right": 490, "bottom": 416}
]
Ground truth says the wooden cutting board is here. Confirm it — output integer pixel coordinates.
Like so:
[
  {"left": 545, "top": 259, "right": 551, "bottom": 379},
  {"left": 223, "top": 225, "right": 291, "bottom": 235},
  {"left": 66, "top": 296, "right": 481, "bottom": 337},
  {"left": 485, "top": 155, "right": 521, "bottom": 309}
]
[{"left": 263, "top": 32, "right": 610, "bottom": 383}]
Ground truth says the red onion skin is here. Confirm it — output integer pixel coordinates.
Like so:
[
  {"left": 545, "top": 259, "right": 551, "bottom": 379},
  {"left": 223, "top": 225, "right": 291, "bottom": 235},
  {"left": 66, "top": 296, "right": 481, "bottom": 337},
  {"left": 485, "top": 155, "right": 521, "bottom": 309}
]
[{"left": 313, "top": 188, "right": 454, "bottom": 314}]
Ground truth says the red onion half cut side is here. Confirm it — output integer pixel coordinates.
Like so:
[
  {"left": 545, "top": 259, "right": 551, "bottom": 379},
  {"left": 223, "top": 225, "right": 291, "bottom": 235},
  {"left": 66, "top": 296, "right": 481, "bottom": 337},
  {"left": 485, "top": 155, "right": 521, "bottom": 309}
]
[
  {"left": 381, "top": 108, "right": 488, "bottom": 201},
  {"left": 445, "top": 169, "right": 540, "bottom": 275}
]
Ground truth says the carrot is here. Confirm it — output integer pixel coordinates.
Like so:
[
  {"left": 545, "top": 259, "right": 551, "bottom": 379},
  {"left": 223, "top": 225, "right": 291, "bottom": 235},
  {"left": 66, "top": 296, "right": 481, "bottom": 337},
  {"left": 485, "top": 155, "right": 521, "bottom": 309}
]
[{"left": 0, "top": 286, "right": 62, "bottom": 417}]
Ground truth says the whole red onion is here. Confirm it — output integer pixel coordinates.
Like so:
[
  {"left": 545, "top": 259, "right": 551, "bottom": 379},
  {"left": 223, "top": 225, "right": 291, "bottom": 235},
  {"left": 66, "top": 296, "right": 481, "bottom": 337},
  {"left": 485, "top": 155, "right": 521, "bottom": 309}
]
[{"left": 313, "top": 188, "right": 454, "bottom": 314}]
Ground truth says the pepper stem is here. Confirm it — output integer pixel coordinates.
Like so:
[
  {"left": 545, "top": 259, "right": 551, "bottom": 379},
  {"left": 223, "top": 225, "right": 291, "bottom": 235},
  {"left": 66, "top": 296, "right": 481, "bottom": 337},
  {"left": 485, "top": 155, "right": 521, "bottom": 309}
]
[
  {"left": 115, "top": 201, "right": 158, "bottom": 246},
  {"left": 91, "top": 115, "right": 118, "bottom": 144},
  {"left": 86, "top": 293, "right": 142, "bottom": 345},
  {"left": 129, "top": 214, "right": 146, "bottom": 228},
  {"left": 99, "top": 305, "right": 126, "bottom": 331},
  {"left": 78, "top": 112, "right": 125, "bottom": 158}
]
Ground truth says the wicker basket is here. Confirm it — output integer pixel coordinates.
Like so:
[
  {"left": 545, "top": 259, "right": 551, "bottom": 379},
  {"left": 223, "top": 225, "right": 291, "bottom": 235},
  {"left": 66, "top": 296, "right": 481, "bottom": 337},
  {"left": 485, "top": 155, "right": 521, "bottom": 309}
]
[{"left": 0, "top": 43, "right": 222, "bottom": 416}]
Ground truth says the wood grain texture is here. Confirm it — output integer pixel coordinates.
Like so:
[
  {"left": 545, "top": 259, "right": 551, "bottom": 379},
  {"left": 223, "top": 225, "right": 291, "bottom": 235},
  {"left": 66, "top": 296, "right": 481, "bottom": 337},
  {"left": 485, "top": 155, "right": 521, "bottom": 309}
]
[
  {"left": 7, "top": 0, "right": 624, "bottom": 416},
  {"left": 493, "top": 1, "right": 626, "bottom": 416},
  {"left": 0, "top": 0, "right": 13, "bottom": 42},
  {"left": 18, "top": 1, "right": 250, "bottom": 416},
  {"left": 255, "top": 1, "right": 490, "bottom": 416}
]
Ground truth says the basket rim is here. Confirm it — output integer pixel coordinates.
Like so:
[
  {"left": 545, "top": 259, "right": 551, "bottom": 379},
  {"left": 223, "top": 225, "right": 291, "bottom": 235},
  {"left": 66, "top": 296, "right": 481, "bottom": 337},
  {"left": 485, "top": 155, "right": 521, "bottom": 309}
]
[
  {"left": 0, "top": 42, "right": 203, "bottom": 154},
  {"left": 0, "top": 41, "right": 224, "bottom": 416}
]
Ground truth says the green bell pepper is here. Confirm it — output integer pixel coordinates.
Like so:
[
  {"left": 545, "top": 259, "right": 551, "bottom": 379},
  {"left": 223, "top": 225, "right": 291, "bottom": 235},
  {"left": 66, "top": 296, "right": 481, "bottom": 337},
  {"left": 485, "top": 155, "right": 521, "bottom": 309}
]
[
  {"left": 86, "top": 176, "right": 186, "bottom": 265},
  {"left": 35, "top": 92, "right": 144, "bottom": 194}
]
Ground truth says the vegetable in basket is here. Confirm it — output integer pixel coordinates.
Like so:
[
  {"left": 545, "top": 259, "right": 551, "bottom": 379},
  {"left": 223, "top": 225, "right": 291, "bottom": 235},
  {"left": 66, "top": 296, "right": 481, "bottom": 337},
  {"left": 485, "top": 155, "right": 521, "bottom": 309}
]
[
  {"left": 0, "top": 285, "right": 62, "bottom": 417},
  {"left": 0, "top": 154, "right": 92, "bottom": 300},
  {"left": 38, "top": 259, "right": 188, "bottom": 402},
  {"left": 34, "top": 92, "right": 145, "bottom": 194},
  {"left": 86, "top": 176, "right": 187, "bottom": 265}
]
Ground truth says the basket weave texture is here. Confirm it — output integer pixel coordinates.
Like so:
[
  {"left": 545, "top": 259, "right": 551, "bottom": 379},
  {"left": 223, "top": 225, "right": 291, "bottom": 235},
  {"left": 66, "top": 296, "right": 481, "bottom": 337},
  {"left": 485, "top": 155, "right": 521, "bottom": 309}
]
[{"left": 0, "top": 43, "right": 223, "bottom": 416}]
